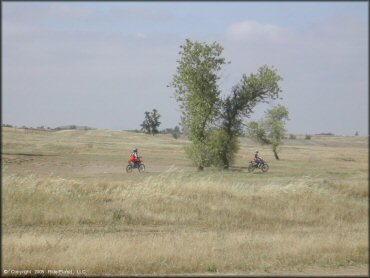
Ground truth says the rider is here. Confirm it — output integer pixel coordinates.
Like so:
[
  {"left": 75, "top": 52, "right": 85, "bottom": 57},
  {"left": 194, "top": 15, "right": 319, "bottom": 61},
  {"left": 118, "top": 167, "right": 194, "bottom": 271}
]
[
  {"left": 130, "top": 148, "right": 140, "bottom": 166},
  {"left": 254, "top": 150, "right": 263, "bottom": 167}
]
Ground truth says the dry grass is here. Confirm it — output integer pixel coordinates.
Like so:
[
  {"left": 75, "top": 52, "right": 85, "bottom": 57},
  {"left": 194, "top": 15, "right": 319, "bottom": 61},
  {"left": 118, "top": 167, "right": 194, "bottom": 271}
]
[
  {"left": 4, "top": 228, "right": 367, "bottom": 275},
  {"left": 2, "top": 127, "right": 368, "bottom": 275}
]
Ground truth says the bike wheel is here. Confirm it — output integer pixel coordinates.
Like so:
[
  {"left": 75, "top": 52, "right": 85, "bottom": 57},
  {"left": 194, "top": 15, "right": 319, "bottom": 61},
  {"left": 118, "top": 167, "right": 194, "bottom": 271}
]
[
  {"left": 247, "top": 164, "right": 255, "bottom": 173},
  {"left": 261, "top": 164, "right": 269, "bottom": 172},
  {"left": 138, "top": 164, "right": 145, "bottom": 173},
  {"left": 126, "top": 164, "right": 132, "bottom": 173}
]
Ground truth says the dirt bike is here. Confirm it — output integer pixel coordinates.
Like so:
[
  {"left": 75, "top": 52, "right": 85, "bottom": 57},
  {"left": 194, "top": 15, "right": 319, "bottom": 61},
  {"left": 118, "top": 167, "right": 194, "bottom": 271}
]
[
  {"left": 248, "top": 159, "right": 269, "bottom": 173},
  {"left": 126, "top": 156, "right": 145, "bottom": 173}
]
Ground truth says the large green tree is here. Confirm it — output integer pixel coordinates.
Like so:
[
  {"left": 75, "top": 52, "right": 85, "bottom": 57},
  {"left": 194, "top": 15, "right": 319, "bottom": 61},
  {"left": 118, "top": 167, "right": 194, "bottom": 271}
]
[
  {"left": 216, "top": 66, "right": 282, "bottom": 168},
  {"left": 247, "top": 105, "right": 289, "bottom": 160},
  {"left": 170, "top": 39, "right": 283, "bottom": 169},
  {"left": 170, "top": 39, "right": 227, "bottom": 170}
]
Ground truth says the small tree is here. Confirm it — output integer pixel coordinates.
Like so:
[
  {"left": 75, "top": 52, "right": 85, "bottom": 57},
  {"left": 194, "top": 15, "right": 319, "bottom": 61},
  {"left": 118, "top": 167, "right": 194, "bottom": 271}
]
[
  {"left": 141, "top": 109, "right": 161, "bottom": 135},
  {"left": 246, "top": 121, "right": 270, "bottom": 145},
  {"left": 264, "top": 105, "right": 289, "bottom": 160},
  {"left": 171, "top": 126, "right": 181, "bottom": 139},
  {"left": 247, "top": 105, "right": 289, "bottom": 160}
]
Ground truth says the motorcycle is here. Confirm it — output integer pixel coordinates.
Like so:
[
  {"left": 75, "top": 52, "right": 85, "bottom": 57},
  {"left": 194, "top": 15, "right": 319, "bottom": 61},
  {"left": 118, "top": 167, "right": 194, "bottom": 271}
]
[
  {"left": 126, "top": 156, "right": 145, "bottom": 173},
  {"left": 248, "top": 159, "right": 269, "bottom": 173}
]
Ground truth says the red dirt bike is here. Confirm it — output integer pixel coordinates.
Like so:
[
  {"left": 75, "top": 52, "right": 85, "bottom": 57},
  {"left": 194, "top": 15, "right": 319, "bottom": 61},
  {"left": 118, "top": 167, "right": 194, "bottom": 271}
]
[
  {"left": 126, "top": 156, "right": 145, "bottom": 173},
  {"left": 248, "top": 159, "right": 269, "bottom": 173}
]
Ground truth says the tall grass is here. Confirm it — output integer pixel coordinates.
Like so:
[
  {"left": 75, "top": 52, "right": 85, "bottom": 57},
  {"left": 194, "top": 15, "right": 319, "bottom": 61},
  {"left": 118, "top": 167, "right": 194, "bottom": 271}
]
[{"left": 3, "top": 171, "right": 368, "bottom": 274}]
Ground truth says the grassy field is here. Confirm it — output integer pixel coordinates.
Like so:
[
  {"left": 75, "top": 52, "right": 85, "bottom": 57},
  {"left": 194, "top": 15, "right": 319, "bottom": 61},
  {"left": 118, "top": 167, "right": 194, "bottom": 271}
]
[{"left": 2, "top": 127, "right": 368, "bottom": 275}]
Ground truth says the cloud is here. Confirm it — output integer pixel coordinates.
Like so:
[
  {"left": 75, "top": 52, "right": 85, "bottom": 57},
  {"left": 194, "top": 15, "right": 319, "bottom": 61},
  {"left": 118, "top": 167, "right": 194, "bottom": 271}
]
[
  {"left": 2, "top": 6, "right": 181, "bottom": 129},
  {"left": 2, "top": 2, "right": 367, "bottom": 134},
  {"left": 223, "top": 16, "right": 367, "bottom": 135},
  {"left": 3, "top": 2, "right": 99, "bottom": 25},
  {"left": 110, "top": 7, "right": 175, "bottom": 21},
  {"left": 135, "top": 33, "right": 147, "bottom": 39},
  {"left": 226, "top": 20, "right": 286, "bottom": 43}
]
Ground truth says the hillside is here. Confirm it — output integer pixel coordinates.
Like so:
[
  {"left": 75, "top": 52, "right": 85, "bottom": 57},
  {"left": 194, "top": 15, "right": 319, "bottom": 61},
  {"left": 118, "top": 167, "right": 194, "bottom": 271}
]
[{"left": 2, "top": 127, "right": 368, "bottom": 275}]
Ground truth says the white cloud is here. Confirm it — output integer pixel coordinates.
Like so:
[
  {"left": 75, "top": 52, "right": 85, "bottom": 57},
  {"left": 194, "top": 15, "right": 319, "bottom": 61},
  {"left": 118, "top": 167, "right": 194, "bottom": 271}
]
[
  {"left": 110, "top": 7, "right": 175, "bottom": 21},
  {"left": 226, "top": 20, "right": 286, "bottom": 43},
  {"left": 223, "top": 16, "right": 367, "bottom": 135},
  {"left": 2, "top": 2, "right": 367, "bottom": 134},
  {"left": 135, "top": 33, "right": 147, "bottom": 39}
]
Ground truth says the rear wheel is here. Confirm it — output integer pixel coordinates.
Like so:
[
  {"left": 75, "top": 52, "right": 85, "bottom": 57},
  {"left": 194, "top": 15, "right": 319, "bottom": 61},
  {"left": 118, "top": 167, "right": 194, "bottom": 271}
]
[
  {"left": 126, "top": 164, "right": 132, "bottom": 173},
  {"left": 261, "top": 163, "right": 269, "bottom": 172},
  {"left": 138, "top": 164, "right": 145, "bottom": 173},
  {"left": 247, "top": 163, "right": 255, "bottom": 173}
]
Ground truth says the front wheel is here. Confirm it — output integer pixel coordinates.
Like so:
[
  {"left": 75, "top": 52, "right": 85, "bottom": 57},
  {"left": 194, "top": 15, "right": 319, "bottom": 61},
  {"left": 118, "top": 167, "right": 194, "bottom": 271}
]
[
  {"left": 126, "top": 164, "right": 132, "bottom": 173},
  {"left": 261, "top": 163, "right": 269, "bottom": 172},
  {"left": 138, "top": 164, "right": 145, "bottom": 173}
]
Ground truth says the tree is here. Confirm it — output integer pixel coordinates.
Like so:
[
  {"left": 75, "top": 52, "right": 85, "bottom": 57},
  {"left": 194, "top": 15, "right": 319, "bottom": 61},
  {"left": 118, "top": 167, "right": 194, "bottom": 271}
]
[
  {"left": 141, "top": 109, "right": 161, "bottom": 135},
  {"left": 264, "top": 105, "right": 289, "bottom": 160},
  {"left": 247, "top": 105, "right": 289, "bottom": 160},
  {"left": 170, "top": 39, "right": 227, "bottom": 170},
  {"left": 217, "top": 66, "right": 282, "bottom": 168},
  {"left": 171, "top": 126, "right": 181, "bottom": 139},
  {"left": 170, "top": 39, "right": 283, "bottom": 170},
  {"left": 246, "top": 121, "right": 270, "bottom": 145}
]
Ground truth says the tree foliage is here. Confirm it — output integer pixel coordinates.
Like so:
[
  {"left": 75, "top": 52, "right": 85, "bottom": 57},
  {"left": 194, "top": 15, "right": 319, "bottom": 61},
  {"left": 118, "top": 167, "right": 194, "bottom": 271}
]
[
  {"left": 170, "top": 39, "right": 227, "bottom": 170},
  {"left": 247, "top": 105, "right": 289, "bottom": 160},
  {"left": 218, "top": 65, "right": 282, "bottom": 168},
  {"left": 141, "top": 109, "right": 161, "bottom": 136},
  {"left": 170, "top": 39, "right": 284, "bottom": 169}
]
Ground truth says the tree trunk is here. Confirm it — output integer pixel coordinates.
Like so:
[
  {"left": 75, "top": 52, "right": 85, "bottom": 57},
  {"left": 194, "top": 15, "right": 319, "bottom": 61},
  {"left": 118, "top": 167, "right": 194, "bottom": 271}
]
[
  {"left": 222, "top": 154, "right": 229, "bottom": 170},
  {"left": 273, "top": 149, "right": 280, "bottom": 160}
]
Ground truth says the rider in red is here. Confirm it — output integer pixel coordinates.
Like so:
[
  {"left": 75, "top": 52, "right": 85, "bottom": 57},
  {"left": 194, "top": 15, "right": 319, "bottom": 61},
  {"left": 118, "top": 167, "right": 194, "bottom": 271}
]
[{"left": 130, "top": 148, "right": 139, "bottom": 165}]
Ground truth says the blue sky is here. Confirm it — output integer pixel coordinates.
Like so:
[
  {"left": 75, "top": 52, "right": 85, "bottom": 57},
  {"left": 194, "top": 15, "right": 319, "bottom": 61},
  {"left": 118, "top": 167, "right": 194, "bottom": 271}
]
[{"left": 2, "top": 2, "right": 368, "bottom": 135}]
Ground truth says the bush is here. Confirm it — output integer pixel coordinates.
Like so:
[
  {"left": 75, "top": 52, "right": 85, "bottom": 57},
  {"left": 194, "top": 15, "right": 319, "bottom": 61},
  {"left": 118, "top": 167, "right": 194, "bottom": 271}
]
[
  {"left": 305, "top": 134, "right": 311, "bottom": 140},
  {"left": 185, "top": 143, "right": 213, "bottom": 170},
  {"left": 208, "top": 129, "right": 239, "bottom": 168},
  {"left": 289, "top": 134, "right": 296, "bottom": 140}
]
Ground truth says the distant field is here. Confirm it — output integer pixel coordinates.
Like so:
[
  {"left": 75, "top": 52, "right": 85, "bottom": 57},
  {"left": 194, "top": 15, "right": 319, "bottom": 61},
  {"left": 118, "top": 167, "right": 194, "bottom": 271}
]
[{"left": 2, "top": 127, "right": 368, "bottom": 275}]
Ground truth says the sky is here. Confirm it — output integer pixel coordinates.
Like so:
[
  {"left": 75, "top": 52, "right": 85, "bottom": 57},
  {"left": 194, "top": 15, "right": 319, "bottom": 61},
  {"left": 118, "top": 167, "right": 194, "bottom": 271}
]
[{"left": 2, "top": 1, "right": 368, "bottom": 135}]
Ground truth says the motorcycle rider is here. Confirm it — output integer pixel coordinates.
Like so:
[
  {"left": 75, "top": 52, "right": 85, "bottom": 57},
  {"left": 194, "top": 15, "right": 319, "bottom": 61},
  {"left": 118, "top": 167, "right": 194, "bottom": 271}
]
[
  {"left": 254, "top": 151, "right": 263, "bottom": 167},
  {"left": 129, "top": 148, "right": 140, "bottom": 167}
]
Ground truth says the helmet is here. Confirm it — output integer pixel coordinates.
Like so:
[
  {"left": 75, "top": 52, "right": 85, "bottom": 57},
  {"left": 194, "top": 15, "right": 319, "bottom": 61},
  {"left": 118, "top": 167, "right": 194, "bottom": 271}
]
[
  {"left": 256, "top": 150, "right": 259, "bottom": 153},
  {"left": 133, "top": 148, "right": 138, "bottom": 152}
]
